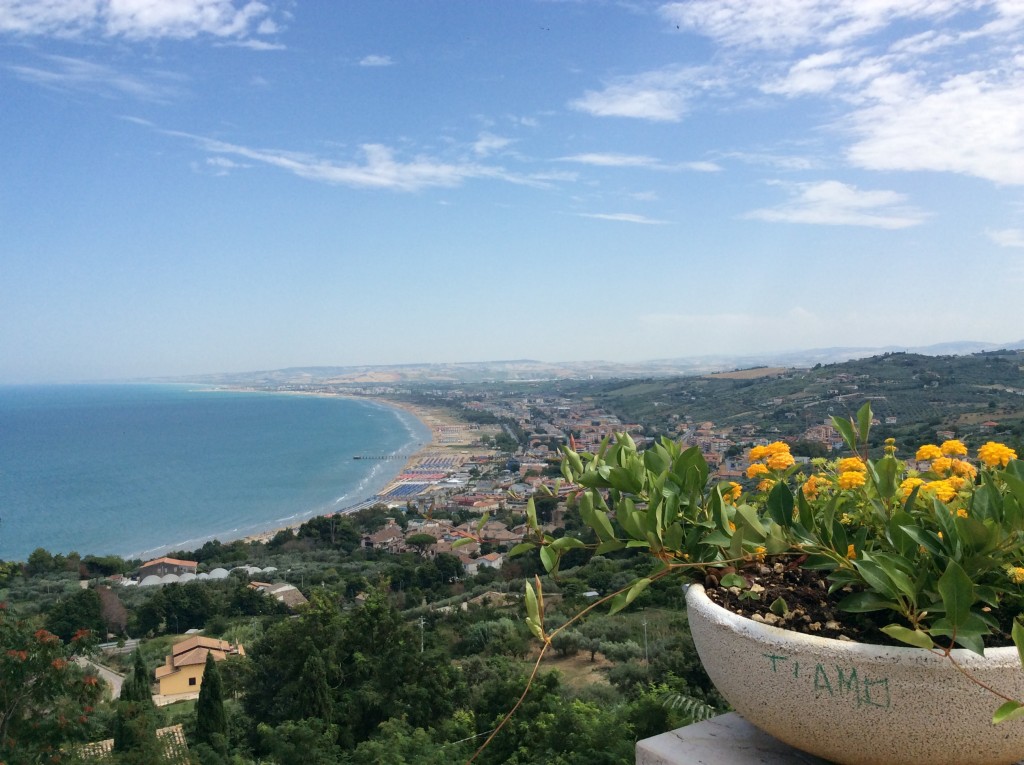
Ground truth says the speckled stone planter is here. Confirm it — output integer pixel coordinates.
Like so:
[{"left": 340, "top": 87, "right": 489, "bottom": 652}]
[{"left": 686, "top": 583, "right": 1024, "bottom": 765}]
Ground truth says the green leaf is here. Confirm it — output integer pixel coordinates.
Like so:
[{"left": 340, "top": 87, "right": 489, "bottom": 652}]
[
  {"left": 508, "top": 542, "right": 536, "bottom": 558},
  {"left": 938, "top": 559, "right": 974, "bottom": 627},
  {"left": 839, "top": 591, "right": 901, "bottom": 613},
  {"left": 549, "top": 536, "right": 584, "bottom": 551},
  {"left": 831, "top": 414, "right": 857, "bottom": 453},
  {"left": 734, "top": 503, "right": 767, "bottom": 540},
  {"left": 993, "top": 701, "right": 1024, "bottom": 725},
  {"left": 767, "top": 481, "right": 795, "bottom": 528},
  {"left": 1013, "top": 620, "right": 1024, "bottom": 669},
  {"left": 624, "top": 577, "right": 652, "bottom": 608},
  {"left": 852, "top": 555, "right": 899, "bottom": 600},
  {"left": 525, "top": 580, "right": 539, "bottom": 623},
  {"left": 595, "top": 540, "right": 626, "bottom": 555},
  {"left": 451, "top": 537, "right": 475, "bottom": 549},
  {"left": 720, "top": 573, "right": 746, "bottom": 588},
  {"left": 475, "top": 511, "right": 490, "bottom": 533},
  {"left": 769, "top": 597, "right": 789, "bottom": 616},
  {"left": 856, "top": 402, "right": 872, "bottom": 446},
  {"left": 539, "top": 545, "right": 558, "bottom": 574},
  {"left": 881, "top": 624, "right": 934, "bottom": 649},
  {"left": 526, "top": 498, "right": 538, "bottom": 531}
]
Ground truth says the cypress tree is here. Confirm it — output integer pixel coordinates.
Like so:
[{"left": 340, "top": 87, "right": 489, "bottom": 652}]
[
  {"left": 296, "top": 646, "right": 333, "bottom": 723},
  {"left": 121, "top": 649, "right": 153, "bottom": 704},
  {"left": 194, "top": 652, "right": 227, "bottom": 756}
]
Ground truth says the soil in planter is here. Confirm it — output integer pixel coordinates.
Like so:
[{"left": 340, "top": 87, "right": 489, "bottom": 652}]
[{"left": 701, "top": 558, "right": 1018, "bottom": 648}]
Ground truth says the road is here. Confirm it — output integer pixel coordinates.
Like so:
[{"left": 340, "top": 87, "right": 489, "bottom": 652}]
[{"left": 77, "top": 657, "right": 125, "bottom": 700}]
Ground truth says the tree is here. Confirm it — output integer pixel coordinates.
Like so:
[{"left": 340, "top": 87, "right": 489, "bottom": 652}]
[
  {"left": 113, "top": 648, "right": 159, "bottom": 763},
  {"left": 296, "top": 646, "right": 332, "bottom": 723},
  {"left": 120, "top": 649, "right": 153, "bottom": 704},
  {"left": 405, "top": 533, "right": 437, "bottom": 556},
  {"left": 0, "top": 608, "right": 102, "bottom": 765},
  {"left": 45, "top": 588, "right": 104, "bottom": 643},
  {"left": 97, "top": 586, "right": 128, "bottom": 636},
  {"left": 194, "top": 653, "right": 227, "bottom": 758}
]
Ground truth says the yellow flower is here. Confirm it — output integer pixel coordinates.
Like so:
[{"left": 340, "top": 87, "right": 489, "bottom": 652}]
[
  {"left": 748, "top": 445, "right": 768, "bottom": 461},
  {"left": 846, "top": 544, "right": 856, "bottom": 560},
  {"left": 757, "top": 479, "right": 775, "bottom": 493},
  {"left": 1008, "top": 566, "right": 1024, "bottom": 585},
  {"left": 884, "top": 437, "right": 897, "bottom": 456},
  {"left": 931, "top": 457, "right": 953, "bottom": 475},
  {"left": 746, "top": 463, "right": 769, "bottom": 479},
  {"left": 925, "top": 480, "right": 957, "bottom": 503},
  {"left": 766, "top": 451, "right": 795, "bottom": 471},
  {"left": 838, "top": 471, "right": 866, "bottom": 490},
  {"left": 802, "top": 475, "right": 820, "bottom": 500},
  {"left": 728, "top": 521, "right": 736, "bottom": 532},
  {"left": 722, "top": 482, "right": 742, "bottom": 503},
  {"left": 765, "top": 441, "right": 791, "bottom": 456},
  {"left": 956, "top": 507, "right": 968, "bottom": 518},
  {"left": 979, "top": 442, "right": 1018, "bottom": 468},
  {"left": 916, "top": 444, "right": 942, "bottom": 461},
  {"left": 941, "top": 439, "right": 968, "bottom": 457},
  {"left": 839, "top": 513, "right": 853, "bottom": 525},
  {"left": 753, "top": 545, "right": 767, "bottom": 563},
  {"left": 947, "top": 475, "right": 966, "bottom": 491},
  {"left": 837, "top": 457, "right": 867, "bottom": 473},
  {"left": 951, "top": 459, "right": 977, "bottom": 479},
  {"left": 899, "top": 477, "right": 925, "bottom": 496}
]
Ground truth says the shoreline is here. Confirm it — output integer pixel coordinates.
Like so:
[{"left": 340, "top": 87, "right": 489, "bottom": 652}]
[{"left": 235, "top": 393, "right": 466, "bottom": 547}]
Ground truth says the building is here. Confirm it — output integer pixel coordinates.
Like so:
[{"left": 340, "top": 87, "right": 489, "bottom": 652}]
[
  {"left": 154, "top": 636, "right": 244, "bottom": 696},
  {"left": 138, "top": 557, "right": 198, "bottom": 580},
  {"left": 248, "top": 581, "right": 309, "bottom": 611}
]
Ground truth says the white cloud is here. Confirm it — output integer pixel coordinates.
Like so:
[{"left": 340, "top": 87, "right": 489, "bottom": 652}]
[
  {"left": 558, "top": 153, "right": 722, "bottom": 172},
  {"left": 659, "top": 0, "right": 969, "bottom": 51},
  {"left": 473, "top": 132, "right": 513, "bottom": 157},
  {"left": 359, "top": 54, "right": 394, "bottom": 67},
  {"left": 560, "top": 153, "right": 661, "bottom": 167},
  {"left": 847, "top": 70, "right": 1024, "bottom": 184},
  {"left": 163, "top": 130, "right": 564, "bottom": 192},
  {"left": 746, "top": 180, "right": 927, "bottom": 228},
  {"left": 9, "top": 54, "right": 182, "bottom": 100},
  {"left": 569, "top": 66, "right": 713, "bottom": 122},
  {"left": 577, "top": 212, "right": 669, "bottom": 224},
  {"left": 988, "top": 228, "right": 1024, "bottom": 247},
  {"left": 0, "top": 0, "right": 281, "bottom": 41}
]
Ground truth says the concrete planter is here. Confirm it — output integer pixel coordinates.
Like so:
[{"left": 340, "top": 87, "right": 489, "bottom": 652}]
[{"left": 686, "top": 583, "right": 1024, "bottom": 765}]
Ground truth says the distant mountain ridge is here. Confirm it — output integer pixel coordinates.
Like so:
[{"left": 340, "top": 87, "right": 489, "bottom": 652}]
[{"left": 149, "top": 340, "right": 1024, "bottom": 386}]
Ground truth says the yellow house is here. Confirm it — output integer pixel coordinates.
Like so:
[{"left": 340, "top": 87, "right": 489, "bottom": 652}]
[{"left": 154, "top": 636, "right": 244, "bottom": 696}]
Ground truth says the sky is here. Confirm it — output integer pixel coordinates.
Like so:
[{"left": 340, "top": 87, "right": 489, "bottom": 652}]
[{"left": 2, "top": 0, "right": 1024, "bottom": 382}]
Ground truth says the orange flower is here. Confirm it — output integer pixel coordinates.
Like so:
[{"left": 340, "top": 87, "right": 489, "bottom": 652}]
[
  {"left": 802, "top": 475, "right": 820, "bottom": 500},
  {"left": 951, "top": 459, "right": 977, "bottom": 479},
  {"left": 757, "top": 479, "right": 776, "bottom": 492},
  {"left": 766, "top": 451, "right": 795, "bottom": 471},
  {"left": 837, "top": 457, "right": 866, "bottom": 473},
  {"left": 931, "top": 457, "right": 953, "bottom": 475},
  {"left": 838, "top": 471, "right": 866, "bottom": 490},
  {"left": 746, "top": 463, "right": 769, "bottom": 479},
  {"left": 916, "top": 444, "right": 942, "bottom": 461},
  {"left": 941, "top": 439, "right": 968, "bottom": 456},
  {"left": 846, "top": 544, "right": 856, "bottom": 559}
]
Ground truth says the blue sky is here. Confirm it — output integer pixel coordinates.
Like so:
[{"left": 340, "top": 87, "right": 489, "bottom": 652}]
[{"left": 2, "top": 1, "right": 1024, "bottom": 382}]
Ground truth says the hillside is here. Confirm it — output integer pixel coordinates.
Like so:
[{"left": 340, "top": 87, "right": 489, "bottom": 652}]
[{"left": 584, "top": 350, "right": 1024, "bottom": 446}]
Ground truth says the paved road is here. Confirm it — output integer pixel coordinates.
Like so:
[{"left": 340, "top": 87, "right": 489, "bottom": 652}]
[{"left": 77, "top": 657, "right": 125, "bottom": 700}]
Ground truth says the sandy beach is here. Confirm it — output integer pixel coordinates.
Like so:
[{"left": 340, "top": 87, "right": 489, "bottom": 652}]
[{"left": 239, "top": 394, "right": 479, "bottom": 545}]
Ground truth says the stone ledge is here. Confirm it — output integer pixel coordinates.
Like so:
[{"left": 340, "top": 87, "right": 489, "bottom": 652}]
[{"left": 636, "top": 712, "right": 833, "bottom": 765}]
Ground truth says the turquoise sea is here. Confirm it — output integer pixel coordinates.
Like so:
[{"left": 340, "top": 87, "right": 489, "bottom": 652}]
[{"left": 0, "top": 385, "right": 431, "bottom": 561}]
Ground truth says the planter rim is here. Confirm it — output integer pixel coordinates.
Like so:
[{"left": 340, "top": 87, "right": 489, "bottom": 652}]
[{"left": 684, "top": 582, "right": 1020, "bottom": 667}]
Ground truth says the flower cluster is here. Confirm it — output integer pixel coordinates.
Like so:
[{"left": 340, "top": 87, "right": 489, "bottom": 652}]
[{"left": 555, "top": 402, "right": 1024, "bottom": 655}]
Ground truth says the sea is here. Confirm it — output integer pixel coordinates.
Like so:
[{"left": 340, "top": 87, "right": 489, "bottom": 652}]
[{"left": 0, "top": 384, "right": 431, "bottom": 562}]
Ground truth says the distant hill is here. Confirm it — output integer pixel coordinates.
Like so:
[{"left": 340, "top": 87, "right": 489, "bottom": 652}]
[
  {"left": 584, "top": 349, "right": 1024, "bottom": 446},
  {"left": 148, "top": 340, "right": 1024, "bottom": 386}
]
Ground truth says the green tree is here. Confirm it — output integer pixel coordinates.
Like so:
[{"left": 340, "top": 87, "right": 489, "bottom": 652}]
[
  {"left": 296, "top": 646, "right": 333, "bottom": 723},
  {"left": 0, "top": 610, "right": 102, "bottom": 765},
  {"left": 121, "top": 649, "right": 154, "bottom": 705},
  {"left": 405, "top": 533, "right": 437, "bottom": 556},
  {"left": 45, "top": 587, "right": 105, "bottom": 642},
  {"left": 194, "top": 653, "right": 228, "bottom": 758}
]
